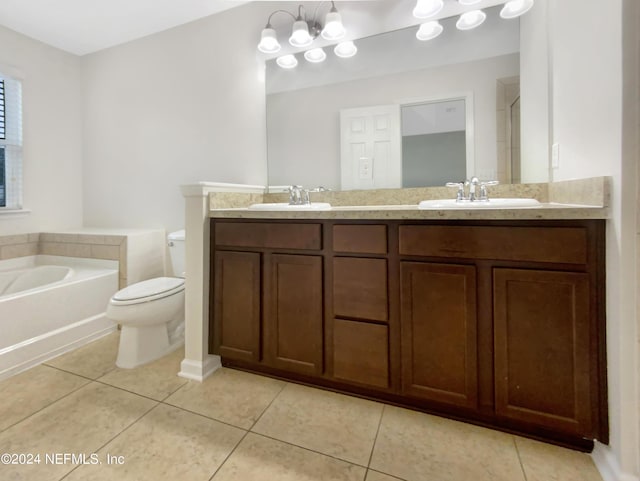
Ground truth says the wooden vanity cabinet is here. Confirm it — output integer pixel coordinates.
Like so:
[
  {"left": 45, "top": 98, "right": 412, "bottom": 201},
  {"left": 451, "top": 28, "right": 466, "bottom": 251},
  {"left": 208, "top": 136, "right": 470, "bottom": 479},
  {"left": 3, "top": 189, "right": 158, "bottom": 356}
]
[
  {"left": 399, "top": 262, "right": 479, "bottom": 409},
  {"left": 210, "top": 218, "right": 607, "bottom": 450},
  {"left": 265, "top": 253, "right": 323, "bottom": 376},
  {"left": 329, "top": 224, "right": 392, "bottom": 390},
  {"left": 211, "top": 221, "right": 325, "bottom": 375},
  {"left": 493, "top": 268, "right": 593, "bottom": 435},
  {"left": 397, "top": 222, "right": 606, "bottom": 443}
]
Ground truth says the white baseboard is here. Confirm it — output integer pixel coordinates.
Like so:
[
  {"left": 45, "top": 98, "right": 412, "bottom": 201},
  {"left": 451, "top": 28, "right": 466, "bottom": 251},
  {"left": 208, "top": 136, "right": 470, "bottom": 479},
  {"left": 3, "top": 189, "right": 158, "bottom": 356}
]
[
  {"left": 178, "top": 355, "right": 221, "bottom": 382},
  {"left": 592, "top": 442, "right": 640, "bottom": 481}
]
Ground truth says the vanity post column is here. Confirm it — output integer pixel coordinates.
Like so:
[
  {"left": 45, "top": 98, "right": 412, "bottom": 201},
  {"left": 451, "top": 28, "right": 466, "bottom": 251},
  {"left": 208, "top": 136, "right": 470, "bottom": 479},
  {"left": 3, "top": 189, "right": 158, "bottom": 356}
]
[{"left": 179, "top": 182, "right": 264, "bottom": 381}]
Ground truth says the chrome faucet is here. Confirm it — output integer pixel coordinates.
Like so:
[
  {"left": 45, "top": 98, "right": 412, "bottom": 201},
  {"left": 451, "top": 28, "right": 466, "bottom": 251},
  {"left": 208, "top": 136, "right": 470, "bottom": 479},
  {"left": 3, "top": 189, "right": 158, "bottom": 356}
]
[
  {"left": 287, "top": 185, "right": 331, "bottom": 205},
  {"left": 446, "top": 178, "right": 499, "bottom": 202},
  {"left": 468, "top": 176, "right": 480, "bottom": 201},
  {"left": 288, "top": 185, "right": 309, "bottom": 205}
]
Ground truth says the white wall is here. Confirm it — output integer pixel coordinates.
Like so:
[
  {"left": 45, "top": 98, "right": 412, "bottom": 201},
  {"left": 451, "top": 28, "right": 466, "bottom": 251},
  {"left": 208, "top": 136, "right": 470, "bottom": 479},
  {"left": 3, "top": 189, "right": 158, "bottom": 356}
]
[
  {"left": 81, "top": 3, "right": 270, "bottom": 233},
  {"left": 549, "top": 0, "right": 639, "bottom": 479},
  {"left": 268, "top": 54, "right": 519, "bottom": 189},
  {"left": 519, "top": 0, "right": 550, "bottom": 183},
  {"left": 0, "top": 25, "right": 83, "bottom": 235}
]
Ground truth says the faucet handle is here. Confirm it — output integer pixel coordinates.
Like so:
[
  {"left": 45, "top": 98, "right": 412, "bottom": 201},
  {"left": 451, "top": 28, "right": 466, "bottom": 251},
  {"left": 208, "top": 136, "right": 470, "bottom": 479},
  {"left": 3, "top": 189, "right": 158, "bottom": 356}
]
[
  {"left": 478, "top": 180, "right": 499, "bottom": 200},
  {"left": 446, "top": 182, "right": 466, "bottom": 201},
  {"left": 308, "top": 186, "right": 331, "bottom": 193},
  {"left": 288, "top": 185, "right": 304, "bottom": 205}
]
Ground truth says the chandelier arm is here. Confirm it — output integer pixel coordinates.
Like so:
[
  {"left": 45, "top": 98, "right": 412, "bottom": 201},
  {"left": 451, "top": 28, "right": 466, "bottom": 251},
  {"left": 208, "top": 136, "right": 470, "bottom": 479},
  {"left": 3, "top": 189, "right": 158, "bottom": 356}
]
[
  {"left": 265, "top": 9, "right": 298, "bottom": 27},
  {"left": 310, "top": 0, "right": 328, "bottom": 24}
]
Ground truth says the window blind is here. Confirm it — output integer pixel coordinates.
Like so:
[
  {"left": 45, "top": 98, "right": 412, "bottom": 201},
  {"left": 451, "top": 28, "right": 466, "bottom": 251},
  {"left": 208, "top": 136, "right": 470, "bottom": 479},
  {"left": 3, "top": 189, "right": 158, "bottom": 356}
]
[
  {"left": 0, "top": 80, "right": 5, "bottom": 140},
  {"left": 0, "top": 75, "right": 22, "bottom": 209}
]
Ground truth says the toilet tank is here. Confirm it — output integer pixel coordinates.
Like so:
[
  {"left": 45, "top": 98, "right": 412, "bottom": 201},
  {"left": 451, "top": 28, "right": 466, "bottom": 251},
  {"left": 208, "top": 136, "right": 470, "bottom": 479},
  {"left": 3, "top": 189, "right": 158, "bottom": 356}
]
[{"left": 167, "top": 230, "right": 186, "bottom": 278}]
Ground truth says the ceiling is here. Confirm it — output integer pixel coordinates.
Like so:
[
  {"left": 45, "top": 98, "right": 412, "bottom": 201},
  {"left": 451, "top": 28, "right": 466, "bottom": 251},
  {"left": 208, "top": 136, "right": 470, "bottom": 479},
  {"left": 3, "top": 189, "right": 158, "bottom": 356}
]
[
  {"left": 0, "top": 0, "right": 511, "bottom": 57},
  {"left": 0, "top": 0, "right": 247, "bottom": 56}
]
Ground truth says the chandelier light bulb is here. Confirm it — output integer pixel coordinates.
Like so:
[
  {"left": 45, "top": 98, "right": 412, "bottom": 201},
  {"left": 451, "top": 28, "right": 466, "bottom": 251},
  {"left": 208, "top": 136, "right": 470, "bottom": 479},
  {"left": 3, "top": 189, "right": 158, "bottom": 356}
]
[
  {"left": 304, "top": 48, "right": 327, "bottom": 63},
  {"left": 456, "top": 10, "right": 487, "bottom": 30},
  {"left": 322, "top": 8, "right": 346, "bottom": 40},
  {"left": 334, "top": 41, "right": 357, "bottom": 58},
  {"left": 458, "top": 0, "right": 482, "bottom": 4},
  {"left": 276, "top": 54, "right": 298, "bottom": 69},
  {"left": 257, "top": 26, "right": 281, "bottom": 54},
  {"left": 500, "top": 0, "right": 535, "bottom": 19},
  {"left": 289, "top": 18, "right": 313, "bottom": 47},
  {"left": 416, "top": 21, "right": 444, "bottom": 41},
  {"left": 412, "top": 0, "right": 444, "bottom": 19}
]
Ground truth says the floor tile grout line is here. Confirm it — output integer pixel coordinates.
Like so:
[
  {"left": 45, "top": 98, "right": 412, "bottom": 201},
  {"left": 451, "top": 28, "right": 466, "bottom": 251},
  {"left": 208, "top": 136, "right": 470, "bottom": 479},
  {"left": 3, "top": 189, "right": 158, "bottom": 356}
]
[
  {"left": 366, "top": 403, "right": 386, "bottom": 469},
  {"left": 158, "top": 377, "right": 190, "bottom": 402},
  {"left": 512, "top": 435, "right": 530, "bottom": 481},
  {"left": 248, "top": 430, "right": 371, "bottom": 469},
  {"left": 44, "top": 361, "right": 119, "bottom": 380},
  {"left": 90, "top": 378, "right": 179, "bottom": 404},
  {"left": 247, "top": 380, "right": 289, "bottom": 432},
  {"left": 41, "top": 363, "right": 102, "bottom": 383},
  {"left": 207, "top": 429, "right": 251, "bottom": 481},
  {"left": 159, "top": 400, "right": 253, "bottom": 433},
  {"left": 366, "top": 468, "right": 408, "bottom": 481},
  {"left": 57, "top": 401, "right": 162, "bottom": 481},
  {"left": 0, "top": 376, "right": 94, "bottom": 435}
]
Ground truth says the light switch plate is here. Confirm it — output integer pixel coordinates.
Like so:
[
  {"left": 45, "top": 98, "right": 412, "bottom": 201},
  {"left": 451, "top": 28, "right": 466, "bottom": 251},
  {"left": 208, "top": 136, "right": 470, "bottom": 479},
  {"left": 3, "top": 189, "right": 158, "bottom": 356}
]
[{"left": 358, "top": 157, "right": 373, "bottom": 180}]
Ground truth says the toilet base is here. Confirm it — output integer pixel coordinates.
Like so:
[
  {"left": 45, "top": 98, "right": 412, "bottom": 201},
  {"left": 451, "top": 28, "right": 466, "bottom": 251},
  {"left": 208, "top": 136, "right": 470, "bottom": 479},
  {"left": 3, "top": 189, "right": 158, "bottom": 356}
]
[{"left": 116, "top": 324, "right": 184, "bottom": 369}]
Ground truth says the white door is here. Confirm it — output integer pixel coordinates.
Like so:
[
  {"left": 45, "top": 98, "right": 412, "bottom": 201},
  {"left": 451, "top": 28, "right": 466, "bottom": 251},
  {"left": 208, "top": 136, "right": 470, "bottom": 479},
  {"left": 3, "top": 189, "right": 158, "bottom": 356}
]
[{"left": 340, "top": 105, "right": 402, "bottom": 190}]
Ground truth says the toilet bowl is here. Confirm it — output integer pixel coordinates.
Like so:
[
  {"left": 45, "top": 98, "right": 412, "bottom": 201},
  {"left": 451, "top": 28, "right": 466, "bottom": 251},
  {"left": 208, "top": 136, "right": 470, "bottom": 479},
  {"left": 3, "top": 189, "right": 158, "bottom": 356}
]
[{"left": 106, "top": 230, "right": 186, "bottom": 368}]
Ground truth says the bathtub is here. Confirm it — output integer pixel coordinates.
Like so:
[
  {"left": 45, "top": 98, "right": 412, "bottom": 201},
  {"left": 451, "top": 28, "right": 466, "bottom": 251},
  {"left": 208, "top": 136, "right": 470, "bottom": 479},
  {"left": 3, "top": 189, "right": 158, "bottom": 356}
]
[{"left": 0, "top": 255, "right": 119, "bottom": 381}]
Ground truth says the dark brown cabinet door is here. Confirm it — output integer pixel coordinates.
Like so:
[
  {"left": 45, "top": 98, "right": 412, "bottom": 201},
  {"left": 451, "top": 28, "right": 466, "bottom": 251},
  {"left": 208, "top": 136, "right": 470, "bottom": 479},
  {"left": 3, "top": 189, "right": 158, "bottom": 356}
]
[
  {"left": 493, "top": 268, "right": 592, "bottom": 436},
  {"left": 333, "top": 257, "right": 388, "bottom": 322},
  {"left": 400, "top": 262, "right": 478, "bottom": 409},
  {"left": 265, "top": 254, "right": 324, "bottom": 376},
  {"left": 213, "top": 251, "right": 261, "bottom": 362},
  {"left": 332, "top": 318, "right": 389, "bottom": 389}
]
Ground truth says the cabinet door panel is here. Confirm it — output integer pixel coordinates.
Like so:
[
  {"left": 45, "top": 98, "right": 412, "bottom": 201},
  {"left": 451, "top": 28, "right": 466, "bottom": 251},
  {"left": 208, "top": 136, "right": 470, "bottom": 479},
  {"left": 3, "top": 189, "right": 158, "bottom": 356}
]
[
  {"left": 334, "top": 257, "right": 388, "bottom": 321},
  {"left": 333, "top": 319, "right": 389, "bottom": 388},
  {"left": 400, "top": 262, "right": 478, "bottom": 408},
  {"left": 265, "top": 254, "right": 324, "bottom": 375},
  {"left": 493, "top": 268, "right": 591, "bottom": 435},
  {"left": 213, "top": 251, "right": 261, "bottom": 362}
]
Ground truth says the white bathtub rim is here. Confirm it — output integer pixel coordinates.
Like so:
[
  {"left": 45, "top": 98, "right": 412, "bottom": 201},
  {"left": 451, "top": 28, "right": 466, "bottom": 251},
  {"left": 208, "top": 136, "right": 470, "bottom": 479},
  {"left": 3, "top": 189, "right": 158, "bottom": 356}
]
[
  {"left": 0, "top": 316, "right": 117, "bottom": 382},
  {"left": 0, "top": 256, "right": 118, "bottom": 302}
]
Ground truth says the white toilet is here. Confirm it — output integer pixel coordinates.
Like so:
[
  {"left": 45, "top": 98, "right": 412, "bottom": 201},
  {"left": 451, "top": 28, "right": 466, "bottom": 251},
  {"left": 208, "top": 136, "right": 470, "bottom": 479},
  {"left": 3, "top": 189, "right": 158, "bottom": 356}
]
[{"left": 106, "top": 230, "right": 186, "bottom": 368}]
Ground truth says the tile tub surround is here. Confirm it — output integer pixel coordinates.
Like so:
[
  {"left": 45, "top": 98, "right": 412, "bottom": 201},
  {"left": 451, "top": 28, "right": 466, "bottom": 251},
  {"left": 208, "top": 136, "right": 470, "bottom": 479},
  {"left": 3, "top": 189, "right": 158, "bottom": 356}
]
[
  {"left": 0, "top": 233, "right": 41, "bottom": 260},
  {"left": 0, "top": 229, "right": 166, "bottom": 289},
  {"left": 0, "top": 333, "right": 605, "bottom": 481},
  {"left": 0, "top": 232, "right": 127, "bottom": 287}
]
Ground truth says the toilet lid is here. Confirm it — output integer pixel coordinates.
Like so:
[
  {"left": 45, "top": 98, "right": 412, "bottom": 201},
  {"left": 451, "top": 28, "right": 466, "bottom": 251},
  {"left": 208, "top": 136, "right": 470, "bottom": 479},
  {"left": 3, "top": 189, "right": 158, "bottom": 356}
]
[{"left": 113, "top": 277, "right": 185, "bottom": 302}]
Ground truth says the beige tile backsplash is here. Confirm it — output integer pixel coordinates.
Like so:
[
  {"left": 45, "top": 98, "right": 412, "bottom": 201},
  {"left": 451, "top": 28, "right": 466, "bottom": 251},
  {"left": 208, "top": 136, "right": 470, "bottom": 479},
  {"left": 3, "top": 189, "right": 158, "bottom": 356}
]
[{"left": 0, "top": 232, "right": 128, "bottom": 288}]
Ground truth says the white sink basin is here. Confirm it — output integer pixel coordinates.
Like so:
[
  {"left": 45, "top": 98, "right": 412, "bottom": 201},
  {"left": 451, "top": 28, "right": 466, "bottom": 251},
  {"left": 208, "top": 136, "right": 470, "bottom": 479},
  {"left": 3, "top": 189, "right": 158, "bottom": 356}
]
[
  {"left": 248, "top": 202, "right": 332, "bottom": 211},
  {"left": 418, "top": 198, "right": 541, "bottom": 209}
]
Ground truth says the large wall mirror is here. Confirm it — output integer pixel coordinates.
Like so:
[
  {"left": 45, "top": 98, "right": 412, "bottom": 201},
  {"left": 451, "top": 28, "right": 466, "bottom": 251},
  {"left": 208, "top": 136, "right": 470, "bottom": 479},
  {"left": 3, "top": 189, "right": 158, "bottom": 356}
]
[{"left": 265, "top": 2, "right": 550, "bottom": 191}]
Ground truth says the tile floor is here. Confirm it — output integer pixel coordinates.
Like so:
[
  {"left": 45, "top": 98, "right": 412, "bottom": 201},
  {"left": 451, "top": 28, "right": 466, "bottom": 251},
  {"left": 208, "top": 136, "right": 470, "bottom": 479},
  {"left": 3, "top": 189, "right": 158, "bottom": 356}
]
[{"left": 0, "top": 332, "right": 604, "bottom": 481}]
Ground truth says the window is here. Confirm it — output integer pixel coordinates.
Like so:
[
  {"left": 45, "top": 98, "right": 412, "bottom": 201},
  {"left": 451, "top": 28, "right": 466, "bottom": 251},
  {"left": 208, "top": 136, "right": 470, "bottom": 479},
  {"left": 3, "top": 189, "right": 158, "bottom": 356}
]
[{"left": 0, "top": 74, "right": 22, "bottom": 209}]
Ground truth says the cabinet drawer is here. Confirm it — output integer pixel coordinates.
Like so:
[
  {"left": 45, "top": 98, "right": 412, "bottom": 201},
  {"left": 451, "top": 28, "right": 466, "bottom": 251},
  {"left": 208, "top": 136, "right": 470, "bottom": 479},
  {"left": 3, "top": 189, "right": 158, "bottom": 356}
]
[
  {"left": 333, "top": 257, "right": 388, "bottom": 321},
  {"left": 333, "top": 319, "right": 389, "bottom": 388},
  {"left": 215, "top": 222, "right": 321, "bottom": 250},
  {"left": 333, "top": 225, "right": 387, "bottom": 254},
  {"left": 399, "top": 225, "right": 587, "bottom": 264}
]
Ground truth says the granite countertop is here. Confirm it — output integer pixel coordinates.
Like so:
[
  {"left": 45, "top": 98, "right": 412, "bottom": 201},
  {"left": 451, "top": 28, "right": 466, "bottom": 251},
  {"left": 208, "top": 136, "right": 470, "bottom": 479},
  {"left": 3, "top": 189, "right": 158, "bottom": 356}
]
[{"left": 209, "top": 203, "right": 609, "bottom": 220}]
